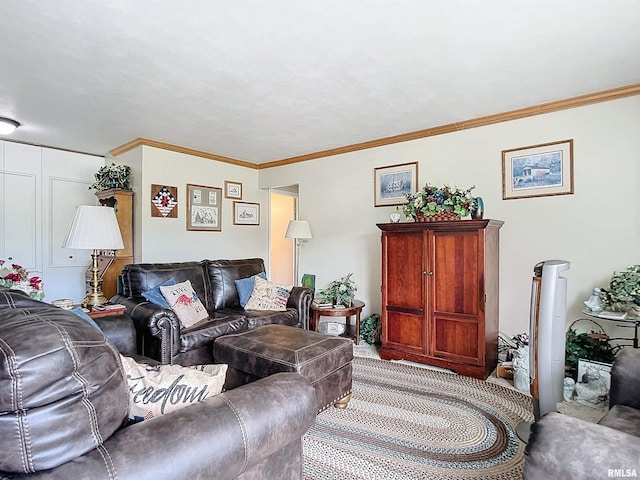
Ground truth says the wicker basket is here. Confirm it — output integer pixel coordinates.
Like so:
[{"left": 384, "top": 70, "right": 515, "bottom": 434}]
[{"left": 415, "top": 211, "right": 461, "bottom": 222}]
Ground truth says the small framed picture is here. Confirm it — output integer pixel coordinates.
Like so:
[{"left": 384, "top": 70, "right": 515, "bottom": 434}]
[
  {"left": 224, "top": 180, "right": 243, "bottom": 199},
  {"left": 502, "top": 139, "right": 574, "bottom": 200},
  {"left": 151, "top": 184, "right": 178, "bottom": 218},
  {"left": 233, "top": 201, "right": 260, "bottom": 225},
  {"left": 374, "top": 162, "right": 418, "bottom": 207},
  {"left": 187, "top": 184, "right": 222, "bottom": 231},
  {"left": 301, "top": 274, "right": 316, "bottom": 292}
]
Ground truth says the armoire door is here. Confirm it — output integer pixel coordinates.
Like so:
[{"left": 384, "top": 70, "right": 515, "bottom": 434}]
[
  {"left": 382, "top": 230, "right": 427, "bottom": 354},
  {"left": 429, "top": 229, "right": 484, "bottom": 365}
]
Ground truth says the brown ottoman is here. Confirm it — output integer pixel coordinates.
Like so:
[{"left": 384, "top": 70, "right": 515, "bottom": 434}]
[{"left": 213, "top": 324, "right": 353, "bottom": 412}]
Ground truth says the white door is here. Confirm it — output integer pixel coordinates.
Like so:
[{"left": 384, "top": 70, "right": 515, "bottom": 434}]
[
  {"left": 41, "top": 147, "right": 105, "bottom": 302},
  {"left": 1, "top": 141, "right": 42, "bottom": 273}
]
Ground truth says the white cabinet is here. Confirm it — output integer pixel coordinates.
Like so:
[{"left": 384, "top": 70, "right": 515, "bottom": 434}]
[
  {"left": 0, "top": 140, "right": 105, "bottom": 303},
  {"left": 0, "top": 141, "right": 42, "bottom": 273},
  {"left": 41, "top": 148, "right": 105, "bottom": 302}
]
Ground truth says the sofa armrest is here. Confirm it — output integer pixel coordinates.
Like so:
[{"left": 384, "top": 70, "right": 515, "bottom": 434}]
[
  {"left": 111, "top": 294, "right": 182, "bottom": 364},
  {"left": 524, "top": 412, "right": 640, "bottom": 480},
  {"left": 94, "top": 314, "right": 137, "bottom": 356},
  {"left": 610, "top": 348, "right": 640, "bottom": 410},
  {"left": 3, "top": 373, "right": 316, "bottom": 480},
  {"left": 288, "top": 286, "right": 313, "bottom": 329}
]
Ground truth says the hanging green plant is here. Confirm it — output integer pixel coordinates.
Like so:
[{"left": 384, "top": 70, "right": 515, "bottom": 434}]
[{"left": 89, "top": 162, "right": 132, "bottom": 191}]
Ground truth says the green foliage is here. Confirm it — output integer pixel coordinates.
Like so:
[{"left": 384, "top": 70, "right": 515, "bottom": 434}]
[
  {"left": 565, "top": 328, "right": 620, "bottom": 380},
  {"left": 402, "top": 183, "right": 476, "bottom": 219},
  {"left": 360, "top": 314, "right": 380, "bottom": 345},
  {"left": 600, "top": 264, "right": 640, "bottom": 311},
  {"left": 89, "top": 162, "right": 132, "bottom": 191},
  {"left": 318, "top": 273, "right": 357, "bottom": 307}
]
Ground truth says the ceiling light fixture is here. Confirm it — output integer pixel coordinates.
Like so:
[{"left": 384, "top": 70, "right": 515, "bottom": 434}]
[{"left": 0, "top": 117, "right": 20, "bottom": 135}]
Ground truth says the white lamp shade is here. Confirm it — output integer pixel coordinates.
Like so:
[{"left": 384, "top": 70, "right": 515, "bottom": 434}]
[
  {"left": 63, "top": 205, "right": 124, "bottom": 250},
  {"left": 285, "top": 220, "right": 312, "bottom": 239}
]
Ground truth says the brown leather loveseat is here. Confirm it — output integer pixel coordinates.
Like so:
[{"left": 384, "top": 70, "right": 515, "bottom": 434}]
[
  {"left": 0, "top": 286, "right": 316, "bottom": 480},
  {"left": 112, "top": 258, "right": 313, "bottom": 365}
]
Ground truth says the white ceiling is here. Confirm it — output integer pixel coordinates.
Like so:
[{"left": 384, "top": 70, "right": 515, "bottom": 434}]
[{"left": 0, "top": 1, "right": 639, "bottom": 164}]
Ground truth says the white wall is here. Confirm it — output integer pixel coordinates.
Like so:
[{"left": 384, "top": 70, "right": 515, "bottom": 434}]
[
  {"left": 259, "top": 96, "right": 640, "bottom": 337},
  {"left": 118, "top": 146, "right": 267, "bottom": 264}
]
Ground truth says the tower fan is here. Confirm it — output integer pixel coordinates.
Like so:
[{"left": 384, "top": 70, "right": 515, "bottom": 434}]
[{"left": 516, "top": 259, "right": 570, "bottom": 443}]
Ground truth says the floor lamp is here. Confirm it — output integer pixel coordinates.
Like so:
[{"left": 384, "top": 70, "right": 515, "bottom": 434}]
[
  {"left": 63, "top": 205, "right": 124, "bottom": 308},
  {"left": 285, "top": 220, "right": 312, "bottom": 286}
]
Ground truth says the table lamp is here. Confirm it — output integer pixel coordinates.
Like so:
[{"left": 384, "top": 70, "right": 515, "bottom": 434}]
[
  {"left": 63, "top": 205, "right": 124, "bottom": 308},
  {"left": 285, "top": 220, "right": 312, "bottom": 286}
]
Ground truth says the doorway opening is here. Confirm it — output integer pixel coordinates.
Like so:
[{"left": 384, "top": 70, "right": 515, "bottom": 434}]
[{"left": 269, "top": 186, "right": 298, "bottom": 285}]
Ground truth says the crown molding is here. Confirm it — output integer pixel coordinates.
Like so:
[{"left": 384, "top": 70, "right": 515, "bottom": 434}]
[
  {"left": 110, "top": 83, "right": 640, "bottom": 169},
  {"left": 109, "top": 137, "right": 257, "bottom": 169}
]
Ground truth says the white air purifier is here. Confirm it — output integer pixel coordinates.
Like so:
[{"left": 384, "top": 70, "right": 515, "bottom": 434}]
[{"left": 517, "top": 259, "right": 570, "bottom": 443}]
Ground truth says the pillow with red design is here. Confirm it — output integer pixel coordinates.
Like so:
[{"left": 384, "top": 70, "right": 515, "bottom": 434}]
[{"left": 160, "top": 280, "right": 208, "bottom": 328}]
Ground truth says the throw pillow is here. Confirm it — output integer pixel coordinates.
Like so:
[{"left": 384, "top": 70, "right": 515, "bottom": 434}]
[
  {"left": 142, "top": 278, "right": 176, "bottom": 308},
  {"left": 234, "top": 272, "right": 267, "bottom": 307},
  {"left": 159, "top": 280, "right": 208, "bottom": 328},
  {"left": 70, "top": 306, "right": 103, "bottom": 332},
  {"left": 119, "top": 355, "right": 227, "bottom": 420},
  {"left": 244, "top": 276, "right": 292, "bottom": 311}
]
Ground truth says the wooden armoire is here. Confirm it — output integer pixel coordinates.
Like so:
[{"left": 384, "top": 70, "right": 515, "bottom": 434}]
[
  {"left": 91, "top": 189, "right": 134, "bottom": 300},
  {"left": 377, "top": 219, "right": 503, "bottom": 379}
]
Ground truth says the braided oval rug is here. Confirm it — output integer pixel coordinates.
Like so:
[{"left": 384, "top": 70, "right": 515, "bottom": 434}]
[{"left": 303, "top": 357, "right": 533, "bottom": 480}]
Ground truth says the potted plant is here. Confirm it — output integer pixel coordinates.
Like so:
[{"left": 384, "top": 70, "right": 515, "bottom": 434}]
[
  {"left": 402, "top": 183, "right": 477, "bottom": 221},
  {"left": 600, "top": 264, "right": 640, "bottom": 314},
  {"left": 89, "top": 162, "right": 132, "bottom": 192},
  {"left": 318, "top": 273, "right": 357, "bottom": 307}
]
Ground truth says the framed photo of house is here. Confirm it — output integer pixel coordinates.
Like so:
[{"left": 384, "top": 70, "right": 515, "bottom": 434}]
[
  {"left": 374, "top": 161, "right": 418, "bottom": 207},
  {"left": 187, "top": 184, "right": 221, "bottom": 231},
  {"left": 224, "top": 180, "right": 243, "bottom": 199},
  {"left": 233, "top": 201, "right": 260, "bottom": 225},
  {"left": 502, "top": 139, "right": 574, "bottom": 200}
]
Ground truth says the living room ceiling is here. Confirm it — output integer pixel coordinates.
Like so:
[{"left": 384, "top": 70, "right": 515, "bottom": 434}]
[{"left": 0, "top": 1, "right": 639, "bottom": 165}]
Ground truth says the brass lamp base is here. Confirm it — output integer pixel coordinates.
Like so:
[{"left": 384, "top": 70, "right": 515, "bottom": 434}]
[
  {"left": 82, "top": 249, "right": 109, "bottom": 309},
  {"left": 82, "top": 290, "right": 109, "bottom": 309}
]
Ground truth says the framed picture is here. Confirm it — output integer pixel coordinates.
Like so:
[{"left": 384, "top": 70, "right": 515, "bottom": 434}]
[
  {"left": 301, "top": 274, "right": 316, "bottom": 292},
  {"left": 233, "top": 201, "right": 260, "bottom": 225},
  {"left": 151, "top": 184, "right": 178, "bottom": 218},
  {"left": 187, "top": 184, "right": 222, "bottom": 231},
  {"left": 224, "top": 180, "right": 243, "bottom": 199},
  {"left": 374, "top": 161, "right": 418, "bottom": 207},
  {"left": 502, "top": 139, "right": 574, "bottom": 200}
]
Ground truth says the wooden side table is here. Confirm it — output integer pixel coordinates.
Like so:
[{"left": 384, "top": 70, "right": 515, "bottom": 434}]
[{"left": 310, "top": 300, "right": 365, "bottom": 345}]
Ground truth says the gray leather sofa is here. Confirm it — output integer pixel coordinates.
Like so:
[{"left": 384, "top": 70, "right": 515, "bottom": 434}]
[
  {"left": 0, "top": 287, "right": 316, "bottom": 480},
  {"left": 112, "top": 258, "right": 313, "bottom": 365},
  {"left": 524, "top": 348, "right": 640, "bottom": 479}
]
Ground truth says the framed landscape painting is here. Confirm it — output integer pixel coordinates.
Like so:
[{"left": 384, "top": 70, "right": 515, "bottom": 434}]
[
  {"left": 502, "top": 139, "right": 574, "bottom": 200},
  {"left": 374, "top": 161, "right": 418, "bottom": 207}
]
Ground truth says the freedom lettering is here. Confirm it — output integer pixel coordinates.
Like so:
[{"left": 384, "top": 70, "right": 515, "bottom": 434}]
[{"left": 127, "top": 373, "right": 210, "bottom": 414}]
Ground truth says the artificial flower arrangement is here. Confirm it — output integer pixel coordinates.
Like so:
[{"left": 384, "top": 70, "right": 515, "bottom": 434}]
[
  {"left": 318, "top": 273, "right": 357, "bottom": 307},
  {"left": 0, "top": 260, "right": 44, "bottom": 300},
  {"left": 402, "top": 183, "right": 477, "bottom": 220}
]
